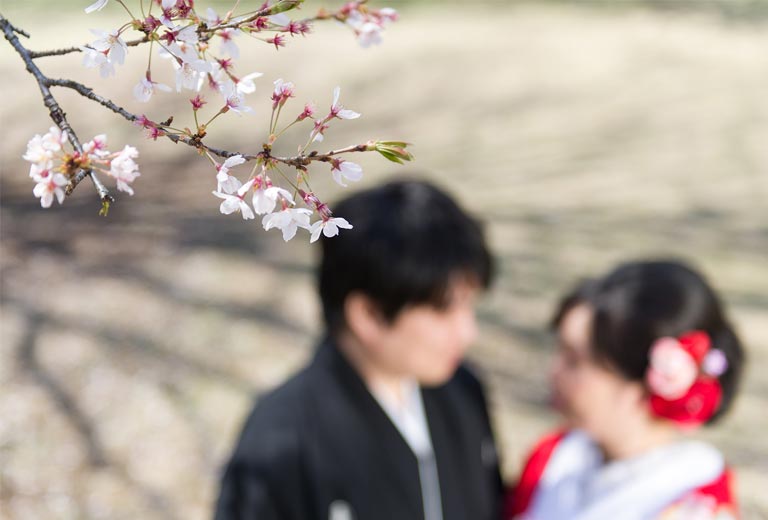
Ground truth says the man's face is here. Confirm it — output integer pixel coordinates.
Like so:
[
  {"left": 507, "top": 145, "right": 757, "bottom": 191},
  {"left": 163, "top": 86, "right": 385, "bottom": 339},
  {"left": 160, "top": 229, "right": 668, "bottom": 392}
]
[{"left": 367, "top": 280, "right": 480, "bottom": 386}]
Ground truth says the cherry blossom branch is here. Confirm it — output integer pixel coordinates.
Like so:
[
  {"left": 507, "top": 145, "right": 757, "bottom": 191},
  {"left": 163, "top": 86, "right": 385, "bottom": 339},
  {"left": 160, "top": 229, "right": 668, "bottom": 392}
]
[
  {"left": 46, "top": 77, "right": 245, "bottom": 158},
  {"left": 48, "top": 78, "right": 137, "bottom": 120},
  {"left": 45, "top": 75, "right": 380, "bottom": 169},
  {"left": 1, "top": 16, "right": 112, "bottom": 205},
  {"left": 29, "top": 36, "right": 149, "bottom": 59},
  {"left": 270, "top": 144, "right": 368, "bottom": 168},
  {"left": 17, "top": 0, "right": 387, "bottom": 64},
  {"left": 25, "top": 2, "right": 312, "bottom": 60},
  {"left": 3, "top": 2, "right": 408, "bottom": 229},
  {"left": 46, "top": 75, "right": 390, "bottom": 175},
  {"left": 200, "top": 4, "right": 276, "bottom": 33}
]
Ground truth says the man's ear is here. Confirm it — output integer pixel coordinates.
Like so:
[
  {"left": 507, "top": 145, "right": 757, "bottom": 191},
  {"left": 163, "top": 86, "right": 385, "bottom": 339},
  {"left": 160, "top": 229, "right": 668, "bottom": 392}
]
[{"left": 344, "top": 292, "right": 387, "bottom": 347}]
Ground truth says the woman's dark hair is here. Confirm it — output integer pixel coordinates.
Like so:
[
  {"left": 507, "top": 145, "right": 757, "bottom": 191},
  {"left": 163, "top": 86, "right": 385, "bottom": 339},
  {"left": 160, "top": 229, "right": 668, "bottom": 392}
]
[
  {"left": 552, "top": 260, "right": 745, "bottom": 424},
  {"left": 319, "top": 179, "right": 493, "bottom": 335}
]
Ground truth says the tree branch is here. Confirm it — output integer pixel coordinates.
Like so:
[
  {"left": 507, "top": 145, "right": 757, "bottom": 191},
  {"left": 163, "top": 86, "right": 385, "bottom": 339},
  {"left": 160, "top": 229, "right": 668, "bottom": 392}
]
[
  {"left": 10, "top": 23, "right": 29, "bottom": 38},
  {"left": 270, "top": 144, "right": 368, "bottom": 168},
  {"left": 29, "top": 36, "right": 149, "bottom": 59},
  {"left": 1, "top": 15, "right": 112, "bottom": 205},
  {"left": 48, "top": 78, "right": 139, "bottom": 123},
  {"left": 201, "top": 4, "right": 284, "bottom": 34},
  {"left": 47, "top": 78, "right": 243, "bottom": 158}
]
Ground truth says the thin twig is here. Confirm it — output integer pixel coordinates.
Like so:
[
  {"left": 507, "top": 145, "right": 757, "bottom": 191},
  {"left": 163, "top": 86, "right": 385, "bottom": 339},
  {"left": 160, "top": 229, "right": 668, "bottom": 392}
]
[
  {"left": 271, "top": 144, "right": 368, "bottom": 168},
  {"left": 10, "top": 23, "right": 30, "bottom": 38},
  {"left": 29, "top": 36, "right": 149, "bottom": 59},
  {"left": 200, "top": 4, "right": 276, "bottom": 33},
  {"left": 48, "top": 78, "right": 139, "bottom": 123},
  {"left": 48, "top": 78, "right": 239, "bottom": 158}
]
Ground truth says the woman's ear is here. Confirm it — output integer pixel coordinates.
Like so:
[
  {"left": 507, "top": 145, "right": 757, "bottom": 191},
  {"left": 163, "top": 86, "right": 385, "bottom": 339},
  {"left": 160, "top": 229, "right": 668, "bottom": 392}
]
[
  {"left": 344, "top": 292, "right": 387, "bottom": 347},
  {"left": 626, "top": 380, "right": 650, "bottom": 413}
]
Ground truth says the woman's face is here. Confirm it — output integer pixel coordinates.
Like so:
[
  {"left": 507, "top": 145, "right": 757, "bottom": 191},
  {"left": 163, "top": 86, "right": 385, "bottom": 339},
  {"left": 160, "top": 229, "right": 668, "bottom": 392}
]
[{"left": 550, "top": 304, "right": 644, "bottom": 437}]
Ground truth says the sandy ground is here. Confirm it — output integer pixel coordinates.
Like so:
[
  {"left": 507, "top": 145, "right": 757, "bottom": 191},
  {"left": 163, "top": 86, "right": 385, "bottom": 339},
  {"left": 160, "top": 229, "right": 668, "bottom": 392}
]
[{"left": 1, "top": 2, "right": 767, "bottom": 519}]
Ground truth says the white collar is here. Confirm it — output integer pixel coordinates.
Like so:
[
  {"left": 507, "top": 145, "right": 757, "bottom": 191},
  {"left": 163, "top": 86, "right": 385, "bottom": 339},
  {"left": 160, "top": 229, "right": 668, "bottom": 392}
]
[
  {"left": 528, "top": 430, "right": 724, "bottom": 520},
  {"left": 369, "top": 379, "right": 434, "bottom": 457}
]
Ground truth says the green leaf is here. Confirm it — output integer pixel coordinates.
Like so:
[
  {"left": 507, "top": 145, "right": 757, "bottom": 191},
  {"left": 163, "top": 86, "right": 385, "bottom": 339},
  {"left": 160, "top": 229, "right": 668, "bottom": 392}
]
[
  {"left": 99, "top": 199, "right": 111, "bottom": 217},
  {"left": 267, "top": 0, "right": 304, "bottom": 15}
]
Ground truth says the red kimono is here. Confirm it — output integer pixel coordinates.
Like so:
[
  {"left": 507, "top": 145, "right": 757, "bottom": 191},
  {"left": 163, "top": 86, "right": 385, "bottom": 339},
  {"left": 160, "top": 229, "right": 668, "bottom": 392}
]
[{"left": 505, "top": 430, "right": 737, "bottom": 520}]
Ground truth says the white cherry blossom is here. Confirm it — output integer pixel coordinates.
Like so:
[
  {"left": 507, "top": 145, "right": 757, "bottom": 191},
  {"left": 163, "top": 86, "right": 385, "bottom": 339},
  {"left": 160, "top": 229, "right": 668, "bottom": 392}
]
[
  {"left": 159, "top": 0, "right": 178, "bottom": 28},
  {"left": 33, "top": 173, "right": 68, "bottom": 208},
  {"left": 212, "top": 178, "right": 255, "bottom": 220},
  {"left": 23, "top": 134, "right": 55, "bottom": 165},
  {"left": 173, "top": 58, "right": 210, "bottom": 92},
  {"left": 83, "top": 134, "right": 110, "bottom": 158},
  {"left": 88, "top": 28, "right": 127, "bottom": 66},
  {"left": 262, "top": 208, "right": 312, "bottom": 241},
  {"left": 216, "top": 155, "right": 246, "bottom": 193},
  {"left": 252, "top": 185, "right": 294, "bottom": 215},
  {"left": 356, "top": 23, "right": 383, "bottom": 48},
  {"left": 221, "top": 82, "right": 253, "bottom": 115},
  {"left": 217, "top": 155, "right": 246, "bottom": 175},
  {"left": 236, "top": 72, "right": 263, "bottom": 95},
  {"left": 42, "top": 126, "right": 68, "bottom": 152},
  {"left": 330, "top": 160, "right": 363, "bottom": 187},
  {"left": 108, "top": 145, "right": 141, "bottom": 195},
  {"left": 80, "top": 46, "right": 115, "bottom": 77},
  {"left": 331, "top": 87, "right": 360, "bottom": 119},
  {"left": 206, "top": 7, "right": 222, "bottom": 25},
  {"left": 29, "top": 162, "right": 54, "bottom": 182},
  {"left": 133, "top": 77, "right": 172, "bottom": 102},
  {"left": 175, "top": 25, "right": 199, "bottom": 45},
  {"left": 269, "top": 13, "right": 291, "bottom": 27},
  {"left": 309, "top": 217, "right": 353, "bottom": 242},
  {"left": 84, "top": 0, "right": 108, "bottom": 14},
  {"left": 218, "top": 28, "right": 240, "bottom": 58}
]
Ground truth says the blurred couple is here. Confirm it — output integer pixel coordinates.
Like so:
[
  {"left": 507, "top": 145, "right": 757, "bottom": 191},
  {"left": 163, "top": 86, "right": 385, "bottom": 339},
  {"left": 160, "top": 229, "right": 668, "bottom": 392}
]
[{"left": 214, "top": 180, "right": 744, "bottom": 520}]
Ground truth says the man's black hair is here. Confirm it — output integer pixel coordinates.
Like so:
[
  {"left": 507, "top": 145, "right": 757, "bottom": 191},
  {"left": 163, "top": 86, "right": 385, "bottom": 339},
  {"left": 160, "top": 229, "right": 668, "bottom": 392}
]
[{"left": 319, "top": 179, "right": 493, "bottom": 335}]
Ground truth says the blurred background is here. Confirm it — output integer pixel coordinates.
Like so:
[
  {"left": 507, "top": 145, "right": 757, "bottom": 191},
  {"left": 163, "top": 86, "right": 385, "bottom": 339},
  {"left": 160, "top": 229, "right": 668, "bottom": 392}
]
[{"left": 1, "top": 0, "right": 767, "bottom": 518}]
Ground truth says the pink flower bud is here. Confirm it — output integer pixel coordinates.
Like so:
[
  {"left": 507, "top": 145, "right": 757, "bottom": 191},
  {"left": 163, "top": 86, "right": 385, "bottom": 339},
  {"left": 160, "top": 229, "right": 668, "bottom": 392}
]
[
  {"left": 298, "top": 103, "right": 316, "bottom": 121},
  {"left": 250, "top": 17, "right": 269, "bottom": 31},
  {"left": 142, "top": 15, "right": 162, "bottom": 33},
  {"left": 190, "top": 94, "right": 206, "bottom": 111},
  {"left": 133, "top": 114, "right": 155, "bottom": 129},
  {"left": 217, "top": 58, "right": 234, "bottom": 72},
  {"left": 160, "top": 30, "right": 176, "bottom": 45},
  {"left": 271, "top": 79, "right": 295, "bottom": 109},
  {"left": 267, "top": 34, "right": 286, "bottom": 50},
  {"left": 285, "top": 21, "right": 311, "bottom": 36},
  {"left": 176, "top": 0, "right": 192, "bottom": 18},
  {"left": 146, "top": 126, "right": 164, "bottom": 141},
  {"left": 340, "top": 2, "right": 358, "bottom": 16}
]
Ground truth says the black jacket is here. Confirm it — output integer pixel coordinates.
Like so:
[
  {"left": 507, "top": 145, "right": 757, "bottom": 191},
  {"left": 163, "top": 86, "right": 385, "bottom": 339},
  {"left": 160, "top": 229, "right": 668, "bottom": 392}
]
[{"left": 214, "top": 339, "right": 503, "bottom": 520}]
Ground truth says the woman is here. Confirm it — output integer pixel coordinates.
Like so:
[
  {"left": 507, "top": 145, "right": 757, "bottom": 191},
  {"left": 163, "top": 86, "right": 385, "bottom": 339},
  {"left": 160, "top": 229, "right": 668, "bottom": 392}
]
[{"left": 506, "top": 260, "right": 744, "bottom": 519}]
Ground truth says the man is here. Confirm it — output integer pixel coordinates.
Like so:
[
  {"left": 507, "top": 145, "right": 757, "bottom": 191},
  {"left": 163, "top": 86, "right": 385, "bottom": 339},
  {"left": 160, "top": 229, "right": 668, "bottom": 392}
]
[{"left": 214, "top": 179, "right": 503, "bottom": 520}]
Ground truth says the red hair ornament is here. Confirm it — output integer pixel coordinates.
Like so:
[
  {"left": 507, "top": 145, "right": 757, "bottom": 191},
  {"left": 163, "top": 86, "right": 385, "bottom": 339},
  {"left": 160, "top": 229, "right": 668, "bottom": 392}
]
[{"left": 646, "top": 331, "right": 727, "bottom": 427}]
